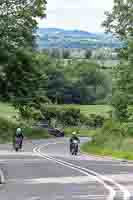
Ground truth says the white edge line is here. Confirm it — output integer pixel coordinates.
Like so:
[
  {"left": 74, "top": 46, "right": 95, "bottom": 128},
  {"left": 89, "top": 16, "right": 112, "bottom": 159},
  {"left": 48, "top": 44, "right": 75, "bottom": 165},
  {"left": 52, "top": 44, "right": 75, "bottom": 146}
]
[{"left": 33, "top": 144, "right": 116, "bottom": 200}]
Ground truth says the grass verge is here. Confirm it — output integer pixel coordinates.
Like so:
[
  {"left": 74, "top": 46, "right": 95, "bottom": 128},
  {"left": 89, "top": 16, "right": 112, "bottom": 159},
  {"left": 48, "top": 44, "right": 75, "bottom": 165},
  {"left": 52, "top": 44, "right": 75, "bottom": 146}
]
[{"left": 81, "top": 139, "right": 133, "bottom": 161}]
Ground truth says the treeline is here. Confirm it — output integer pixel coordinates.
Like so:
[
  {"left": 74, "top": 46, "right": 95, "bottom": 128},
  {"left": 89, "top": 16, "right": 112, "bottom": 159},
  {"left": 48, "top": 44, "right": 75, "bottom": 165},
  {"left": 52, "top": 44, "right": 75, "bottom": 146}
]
[{"left": 0, "top": 52, "right": 111, "bottom": 105}]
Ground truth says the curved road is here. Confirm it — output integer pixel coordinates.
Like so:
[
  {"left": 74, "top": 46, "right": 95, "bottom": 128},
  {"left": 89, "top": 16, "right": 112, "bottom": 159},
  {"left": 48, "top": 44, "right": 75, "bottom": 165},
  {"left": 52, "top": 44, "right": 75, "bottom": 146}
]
[{"left": 0, "top": 138, "right": 133, "bottom": 200}]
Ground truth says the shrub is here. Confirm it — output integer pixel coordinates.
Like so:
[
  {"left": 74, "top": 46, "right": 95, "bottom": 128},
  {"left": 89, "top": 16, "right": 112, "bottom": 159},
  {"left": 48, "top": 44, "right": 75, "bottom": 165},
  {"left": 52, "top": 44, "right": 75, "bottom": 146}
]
[
  {"left": 0, "top": 118, "right": 17, "bottom": 143},
  {"left": 92, "top": 120, "right": 130, "bottom": 147}
]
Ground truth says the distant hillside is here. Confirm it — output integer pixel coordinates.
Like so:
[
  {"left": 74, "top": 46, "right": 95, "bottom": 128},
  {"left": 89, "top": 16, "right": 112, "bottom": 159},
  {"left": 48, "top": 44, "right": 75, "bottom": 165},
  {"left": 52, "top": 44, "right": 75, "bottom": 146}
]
[{"left": 37, "top": 28, "right": 122, "bottom": 49}]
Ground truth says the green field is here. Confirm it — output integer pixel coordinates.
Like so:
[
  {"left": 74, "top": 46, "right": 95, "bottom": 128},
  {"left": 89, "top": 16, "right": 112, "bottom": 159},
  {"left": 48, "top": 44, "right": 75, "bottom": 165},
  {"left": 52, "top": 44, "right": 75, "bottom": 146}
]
[{"left": 46, "top": 104, "right": 112, "bottom": 117}]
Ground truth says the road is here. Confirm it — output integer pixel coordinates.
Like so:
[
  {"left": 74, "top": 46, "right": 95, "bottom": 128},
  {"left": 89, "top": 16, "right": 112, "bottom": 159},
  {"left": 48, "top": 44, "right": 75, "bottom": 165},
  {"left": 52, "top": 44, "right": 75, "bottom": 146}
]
[{"left": 0, "top": 138, "right": 133, "bottom": 200}]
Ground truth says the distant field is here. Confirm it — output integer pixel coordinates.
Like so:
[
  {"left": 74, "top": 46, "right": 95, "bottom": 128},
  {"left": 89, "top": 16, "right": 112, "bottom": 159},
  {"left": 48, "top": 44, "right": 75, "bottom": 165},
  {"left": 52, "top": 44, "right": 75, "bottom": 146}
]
[{"left": 46, "top": 104, "right": 112, "bottom": 117}]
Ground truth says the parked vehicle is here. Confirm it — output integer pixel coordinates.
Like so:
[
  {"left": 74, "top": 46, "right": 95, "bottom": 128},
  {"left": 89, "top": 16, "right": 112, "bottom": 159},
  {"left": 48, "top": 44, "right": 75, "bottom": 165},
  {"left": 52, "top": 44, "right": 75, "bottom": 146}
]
[{"left": 48, "top": 128, "right": 64, "bottom": 137}]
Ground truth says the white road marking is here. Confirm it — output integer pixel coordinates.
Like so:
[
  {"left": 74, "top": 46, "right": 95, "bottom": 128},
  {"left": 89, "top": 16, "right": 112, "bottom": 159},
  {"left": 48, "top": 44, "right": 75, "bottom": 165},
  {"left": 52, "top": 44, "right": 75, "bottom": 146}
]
[
  {"left": 55, "top": 194, "right": 105, "bottom": 199},
  {"left": 33, "top": 142, "right": 131, "bottom": 200},
  {"left": 9, "top": 176, "right": 96, "bottom": 184},
  {"left": 0, "top": 159, "right": 45, "bottom": 162},
  {"left": 0, "top": 151, "right": 39, "bottom": 156},
  {"left": 33, "top": 145, "right": 115, "bottom": 200}
]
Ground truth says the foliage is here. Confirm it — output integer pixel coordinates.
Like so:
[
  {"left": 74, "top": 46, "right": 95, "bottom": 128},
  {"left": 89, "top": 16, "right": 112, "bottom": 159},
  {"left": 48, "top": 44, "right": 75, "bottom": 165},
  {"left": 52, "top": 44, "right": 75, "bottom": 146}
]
[
  {"left": 0, "top": 117, "right": 17, "bottom": 143},
  {"left": 103, "top": 0, "right": 133, "bottom": 39},
  {"left": 62, "top": 49, "right": 70, "bottom": 59},
  {"left": 85, "top": 50, "right": 92, "bottom": 59},
  {"left": 0, "top": 0, "right": 47, "bottom": 117},
  {"left": 111, "top": 91, "right": 128, "bottom": 121},
  {"left": 39, "top": 58, "right": 111, "bottom": 105},
  {"left": 103, "top": 0, "right": 133, "bottom": 121},
  {"left": 82, "top": 119, "right": 133, "bottom": 160},
  {"left": 92, "top": 120, "right": 133, "bottom": 146}
]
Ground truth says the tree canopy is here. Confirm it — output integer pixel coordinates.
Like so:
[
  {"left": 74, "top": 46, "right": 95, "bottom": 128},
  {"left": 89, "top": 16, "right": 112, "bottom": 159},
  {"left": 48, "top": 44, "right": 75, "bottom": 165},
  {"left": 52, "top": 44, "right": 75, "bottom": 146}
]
[
  {"left": 103, "top": 0, "right": 133, "bottom": 120},
  {"left": 0, "top": 0, "right": 47, "bottom": 108}
]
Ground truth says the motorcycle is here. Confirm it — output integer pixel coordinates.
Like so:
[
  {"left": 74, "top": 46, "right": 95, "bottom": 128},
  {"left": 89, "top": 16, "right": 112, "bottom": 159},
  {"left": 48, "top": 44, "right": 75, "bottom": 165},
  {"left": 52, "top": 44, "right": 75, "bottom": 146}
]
[
  {"left": 14, "top": 137, "right": 22, "bottom": 152},
  {"left": 71, "top": 140, "right": 79, "bottom": 155}
]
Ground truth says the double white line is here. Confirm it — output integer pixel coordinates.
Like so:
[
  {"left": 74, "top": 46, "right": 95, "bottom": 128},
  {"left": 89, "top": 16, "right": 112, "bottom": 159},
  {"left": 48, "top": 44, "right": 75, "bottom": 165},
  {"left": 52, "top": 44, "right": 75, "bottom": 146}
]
[{"left": 33, "top": 142, "right": 131, "bottom": 200}]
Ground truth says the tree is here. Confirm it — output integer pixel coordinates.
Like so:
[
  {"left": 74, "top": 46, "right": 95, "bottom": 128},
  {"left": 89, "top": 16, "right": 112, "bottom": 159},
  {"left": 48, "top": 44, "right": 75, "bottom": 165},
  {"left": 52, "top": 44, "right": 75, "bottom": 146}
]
[
  {"left": 103, "top": 0, "right": 133, "bottom": 63},
  {"left": 50, "top": 49, "right": 61, "bottom": 58},
  {"left": 0, "top": 0, "right": 47, "bottom": 120},
  {"left": 103, "top": 0, "right": 133, "bottom": 120},
  {"left": 85, "top": 49, "right": 92, "bottom": 59},
  {"left": 62, "top": 49, "right": 70, "bottom": 59}
]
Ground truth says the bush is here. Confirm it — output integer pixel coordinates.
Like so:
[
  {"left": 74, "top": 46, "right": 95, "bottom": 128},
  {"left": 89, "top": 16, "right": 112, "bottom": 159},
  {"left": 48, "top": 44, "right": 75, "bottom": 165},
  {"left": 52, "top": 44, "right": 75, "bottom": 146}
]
[
  {"left": 0, "top": 118, "right": 17, "bottom": 143},
  {"left": 92, "top": 120, "right": 131, "bottom": 148},
  {"left": 80, "top": 113, "right": 105, "bottom": 128}
]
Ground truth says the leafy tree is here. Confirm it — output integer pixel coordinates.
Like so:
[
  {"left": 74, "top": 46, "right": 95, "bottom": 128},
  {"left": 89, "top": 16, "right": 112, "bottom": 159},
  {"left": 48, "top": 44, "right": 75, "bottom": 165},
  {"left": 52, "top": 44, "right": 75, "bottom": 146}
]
[
  {"left": 103, "top": 0, "right": 133, "bottom": 62},
  {"left": 50, "top": 49, "right": 61, "bottom": 58},
  {"left": 111, "top": 91, "right": 128, "bottom": 122},
  {"left": 62, "top": 49, "right": 70, "bottom": 59},
  {"left": 85, "top": 49, "right": 92, "bottom": 59},
  {"left": 0, "top": 0, "right": 47, "bottom": 116},
  {"left": 103, "top": 0, "right": 133, "bottom": 120}
]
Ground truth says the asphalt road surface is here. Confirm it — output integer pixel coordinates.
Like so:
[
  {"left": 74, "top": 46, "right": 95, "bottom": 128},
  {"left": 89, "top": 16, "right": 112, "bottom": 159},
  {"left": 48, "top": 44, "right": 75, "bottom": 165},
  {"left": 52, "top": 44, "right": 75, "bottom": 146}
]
[{"left": 0, "top": 138, "right": 133, "bottom": 200}]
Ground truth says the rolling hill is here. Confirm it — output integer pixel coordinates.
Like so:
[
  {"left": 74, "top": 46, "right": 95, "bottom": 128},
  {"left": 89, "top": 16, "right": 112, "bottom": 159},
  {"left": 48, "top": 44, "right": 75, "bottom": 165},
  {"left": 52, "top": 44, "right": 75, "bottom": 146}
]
[{"left": 37, "top": 28, "right": 122, "bottom": 49}]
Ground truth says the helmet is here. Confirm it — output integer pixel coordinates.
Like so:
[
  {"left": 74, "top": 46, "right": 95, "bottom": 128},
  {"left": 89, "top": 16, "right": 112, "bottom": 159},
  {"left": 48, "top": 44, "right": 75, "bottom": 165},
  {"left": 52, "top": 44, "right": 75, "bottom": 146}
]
[
  {"left": 72, "top": 131, "right": 76, "bottom": 135},
  {"left": 16, "top": 128, "right": 21, "bottom": 135}
]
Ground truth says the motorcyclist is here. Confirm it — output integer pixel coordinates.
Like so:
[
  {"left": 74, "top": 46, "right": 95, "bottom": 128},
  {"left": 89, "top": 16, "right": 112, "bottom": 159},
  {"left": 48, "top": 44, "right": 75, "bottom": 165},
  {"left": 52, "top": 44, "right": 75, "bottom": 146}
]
[
  {"left": 13, "top": 128, "right": 24, "bottom": 150},
  {"left": 69, "top": 132, "right": 80, "bottom": 153}
]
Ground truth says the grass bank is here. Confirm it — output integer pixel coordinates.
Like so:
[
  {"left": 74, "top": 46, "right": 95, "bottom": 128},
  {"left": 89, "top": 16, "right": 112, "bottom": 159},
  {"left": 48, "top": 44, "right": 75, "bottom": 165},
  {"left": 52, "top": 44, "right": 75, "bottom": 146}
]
[
  {"left": 81, "top": 142, "right": 133, "bottom": 160},
  {"left": 81, "top": 122, "right": 133, "bottom": 161}
]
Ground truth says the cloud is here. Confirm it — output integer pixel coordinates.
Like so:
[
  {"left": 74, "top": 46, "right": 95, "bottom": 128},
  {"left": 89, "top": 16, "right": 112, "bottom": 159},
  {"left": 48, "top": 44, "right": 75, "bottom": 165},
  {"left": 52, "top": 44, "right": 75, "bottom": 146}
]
[{"left": 37, "top": 0, "right": 113, "bottom": 32}]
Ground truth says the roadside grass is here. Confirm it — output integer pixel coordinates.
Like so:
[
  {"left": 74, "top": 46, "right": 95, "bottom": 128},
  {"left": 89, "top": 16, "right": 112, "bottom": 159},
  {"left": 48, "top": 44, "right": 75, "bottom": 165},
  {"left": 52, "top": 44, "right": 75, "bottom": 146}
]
[
  {"left": 64, "top": 127, "right": 97, "bottom": 137},
  {"left": 81, "top": 133, "right": 133, "bottom": 160}
]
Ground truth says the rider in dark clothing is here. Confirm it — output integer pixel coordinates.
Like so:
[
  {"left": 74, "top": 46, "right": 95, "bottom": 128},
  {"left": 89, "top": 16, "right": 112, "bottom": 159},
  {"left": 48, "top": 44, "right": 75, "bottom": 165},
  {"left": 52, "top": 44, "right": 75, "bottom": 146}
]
[
  {"left": 69, "top": 132, "right": 80, "bottom": 153},
  {"left": 13, "top": 128, "right": 24, "bottom": 149}
]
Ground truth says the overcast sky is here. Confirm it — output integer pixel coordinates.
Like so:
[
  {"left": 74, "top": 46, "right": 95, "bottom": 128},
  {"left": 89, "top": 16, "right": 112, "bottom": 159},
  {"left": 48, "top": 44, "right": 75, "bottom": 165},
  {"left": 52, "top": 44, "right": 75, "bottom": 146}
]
[{"left": 37, "top": 0, "right": 114, "bottom": 32}]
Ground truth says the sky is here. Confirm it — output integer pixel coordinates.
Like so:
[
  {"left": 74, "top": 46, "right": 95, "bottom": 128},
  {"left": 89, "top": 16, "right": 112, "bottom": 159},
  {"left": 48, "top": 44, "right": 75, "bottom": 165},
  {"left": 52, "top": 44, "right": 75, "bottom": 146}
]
[{"left": 37, "top": 0, "right": 114, "bottom": 33}]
